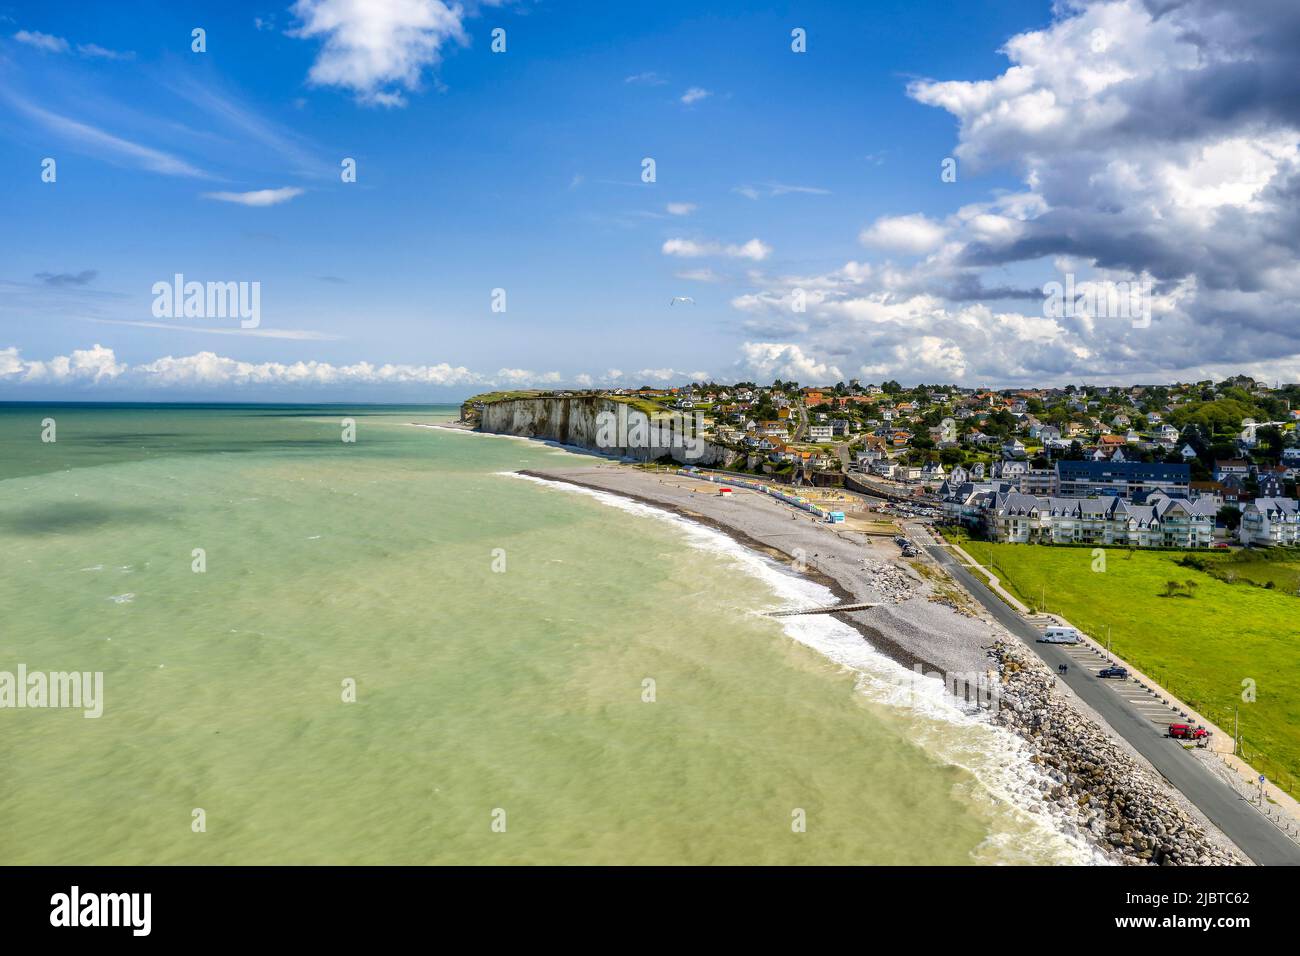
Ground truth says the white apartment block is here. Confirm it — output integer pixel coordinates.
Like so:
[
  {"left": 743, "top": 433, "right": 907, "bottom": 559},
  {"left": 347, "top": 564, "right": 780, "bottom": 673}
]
[
  {"left": 967, "top": 491, "right": 1216, "bottom": 548},
  {"left": 1239, "top": 497, "right": 1300, "bottom": 547}
]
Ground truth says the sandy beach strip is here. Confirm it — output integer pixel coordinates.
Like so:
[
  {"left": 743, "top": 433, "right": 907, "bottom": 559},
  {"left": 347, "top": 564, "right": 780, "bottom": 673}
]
[{"left": 519, "top": 462, "right": 999, "bottom": 676}]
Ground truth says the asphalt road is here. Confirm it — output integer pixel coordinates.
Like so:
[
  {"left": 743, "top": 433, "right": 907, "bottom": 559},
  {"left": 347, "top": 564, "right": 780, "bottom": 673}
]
[{"left": 910, "top": 523, "right": 1300, "bottom": 866}]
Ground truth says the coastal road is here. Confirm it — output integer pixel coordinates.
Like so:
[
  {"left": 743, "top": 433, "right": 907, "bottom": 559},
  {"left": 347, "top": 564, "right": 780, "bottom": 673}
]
[{"left": 909, "top": 522, "right": 1300, "bottom": 866}]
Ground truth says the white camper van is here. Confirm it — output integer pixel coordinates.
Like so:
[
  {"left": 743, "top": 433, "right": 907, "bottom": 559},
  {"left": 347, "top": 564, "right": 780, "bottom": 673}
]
[{"left": 1038, "top": 626, "right": 1081, "bottom": 645}]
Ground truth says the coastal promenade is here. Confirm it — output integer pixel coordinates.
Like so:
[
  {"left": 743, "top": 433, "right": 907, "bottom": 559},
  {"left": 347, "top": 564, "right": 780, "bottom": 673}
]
[{"left": 911, "top": 523, "right": 1300, "bottom": 866}]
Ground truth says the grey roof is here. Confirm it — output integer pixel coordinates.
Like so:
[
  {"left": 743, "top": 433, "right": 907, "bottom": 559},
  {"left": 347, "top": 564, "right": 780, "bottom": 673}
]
[
  {"left": 1056, "top": 460, "right": 1190, "bottom": 482},
  {"left": 990, "top": 492, "right": 1215, "bottom": 523},
  {"left": 1249, "top": 497, "right": 1300, "bottom": 517},
  {"left": 993, "top": 491, "right": 1043, "bottom": 515}
]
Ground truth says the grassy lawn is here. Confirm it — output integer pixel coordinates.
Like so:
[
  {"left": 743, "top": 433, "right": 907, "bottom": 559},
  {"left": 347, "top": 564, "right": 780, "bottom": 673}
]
[
  {"left": 1183, "top": 548, "right": 1300, "bottom": 594},
  {"left": 947, "top": 530, "right": 1300, "bottom": 790}
]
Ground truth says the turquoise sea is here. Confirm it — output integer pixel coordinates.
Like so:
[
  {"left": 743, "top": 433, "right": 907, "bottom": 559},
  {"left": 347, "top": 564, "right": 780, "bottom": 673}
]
[{"left": 0, "top": 404, "right": 1097, "bottom": 864}]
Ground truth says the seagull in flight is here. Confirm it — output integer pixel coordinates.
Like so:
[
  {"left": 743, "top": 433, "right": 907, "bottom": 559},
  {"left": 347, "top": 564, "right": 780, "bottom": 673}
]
[{"left": 669, "top": 296, "right": 695, "bottom": 306}]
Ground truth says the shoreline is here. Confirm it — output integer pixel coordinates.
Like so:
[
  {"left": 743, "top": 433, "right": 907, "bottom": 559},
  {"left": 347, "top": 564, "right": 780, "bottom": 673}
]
[
  {"left": 514, "top": 462, "right": 998, "bottom": 677},
  {"left": 508, "top": 460, "right": 1245, "bottom": 865},
  {"left": 517, "top": 469, "right": 942, "bottom": 672},
  {"left": 425, "top": 420, "right": 1245, "bottom": 864}
]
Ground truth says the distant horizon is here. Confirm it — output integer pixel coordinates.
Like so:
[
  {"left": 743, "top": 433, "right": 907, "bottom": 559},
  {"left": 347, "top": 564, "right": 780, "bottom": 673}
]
[{"left": 1, "top": 371, "right": 1294, "bottom": 408}]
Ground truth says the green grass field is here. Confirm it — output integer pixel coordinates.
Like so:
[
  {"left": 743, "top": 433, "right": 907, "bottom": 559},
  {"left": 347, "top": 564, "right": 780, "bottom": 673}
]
[
  {"left": 948, "top": 531, "right": 1300, "bottom": 790},
  {"left": 1183, "top": 548, "right": 1300, "bottom": 594}
]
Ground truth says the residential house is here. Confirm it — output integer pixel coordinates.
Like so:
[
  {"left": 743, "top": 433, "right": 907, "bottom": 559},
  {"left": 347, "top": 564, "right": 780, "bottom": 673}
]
[
  {"left": 1239, "top": 497, "right": 1300, "bottom": 547},
  {"left": 1256, "top": 466, "right": 1287, "bottom": 498},
  {"left": 1189, "top": 481, "right": 1225, "bottom": 510},
  {"left": 920, "top": 461, "right": 946, "bottom": 483},
  {"left": 1213, "top": 459, "right": 1250, "bottom": 482}
]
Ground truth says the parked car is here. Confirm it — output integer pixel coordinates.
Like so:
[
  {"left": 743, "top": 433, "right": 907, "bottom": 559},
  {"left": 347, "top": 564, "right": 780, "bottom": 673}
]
[
  {"left": 1098, "top": 666, "right": 1128, "bottom": 679},
  {"left": 1168, "top": 723, "right": 1211, "bottom": 742},
  {"left": 902, "top": 547, "right": 919, "bottom": 558},
  {"left": 1038, "top": 626, "right": 1081, "bottom": 645}
]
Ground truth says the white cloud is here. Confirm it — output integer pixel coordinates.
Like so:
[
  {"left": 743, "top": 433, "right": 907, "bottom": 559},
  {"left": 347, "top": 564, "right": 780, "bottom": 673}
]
[
  {"left": 76, "top": 43, "right": 135, "bottom": 60},
  {"left": 675, "top": 268, "right": 722, "bottom": 283},
  {"left": 0, "top": 346, "right": 585, "bottom": 391},
  {"left": 201, "top": 187, "right": 305, "bottom": 207},
  {"left": 3, "top": 94, "right": 207, "bottom": 177},
  {"left": 733, "top": 183, "right": 831, "bottom": 200},
  {"left": 665, "top": 202, "right": 696, "bottom": 216},
  {"left": 83, "top": 319, "right": 339, "bottom": 341},
  {"left": 662, "top": 237, "right": 771, "bottom": 261},
  {"left": 625, "top": 71, "right": 667, "bottom": 86},
  {"left": 13, "top": 29, "right": 134, "bottom": 59},
  {"left": 14, "top": 30, "right": 69, "bottom": 53},
  {"left": 734, "top": 343, "right": 844, "bottom": 384},
  {"left": 1, "top": 344, "right": 125, "bottom": 384},
  {"left": 632, "top": 368, "right": 709, "bottom": 384},
  {"left": 134, "top": 352, "right": 486, "bottom": 388},
  {"left": 289, "top": 0, "right": 471, "bottom": 107},
  {"left": 680, "top": 87, "right": 711, "bottom": 105},
  {"left": 859, "top": 214, "right": 948, "bottom": 254}
]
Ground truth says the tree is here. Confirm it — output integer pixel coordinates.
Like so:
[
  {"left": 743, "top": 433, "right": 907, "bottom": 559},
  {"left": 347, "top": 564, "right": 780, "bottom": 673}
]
[
  {"left": 1209, "top": 441, "right": 1238, "bottom": 462},
  {"left": 1258, "top": 425, "right": 1284, "bottom": 463}
]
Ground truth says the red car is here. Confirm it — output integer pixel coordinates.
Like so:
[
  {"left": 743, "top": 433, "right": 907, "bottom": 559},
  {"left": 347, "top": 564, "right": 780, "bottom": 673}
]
[{"left": 1168, "top": 723, "right": 1210, "bottom": 740}]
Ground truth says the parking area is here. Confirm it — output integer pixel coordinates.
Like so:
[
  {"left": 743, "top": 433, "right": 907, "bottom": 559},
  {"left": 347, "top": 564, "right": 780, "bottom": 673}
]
[{"left": 1054, "top": 641, "right": 1197, "bottom": 732}]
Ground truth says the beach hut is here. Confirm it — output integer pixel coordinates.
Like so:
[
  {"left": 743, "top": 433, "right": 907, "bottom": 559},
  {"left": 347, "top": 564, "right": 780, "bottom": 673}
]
[
  {"left": 718, "top": 487, "right": 733, "bottom": 496},
  {"left": 827, "top": 511, "right": 846, "bottom": 523}
]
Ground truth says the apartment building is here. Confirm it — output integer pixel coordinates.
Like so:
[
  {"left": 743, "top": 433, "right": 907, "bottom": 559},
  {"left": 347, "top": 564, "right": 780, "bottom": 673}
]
[
  {"left": 1239, "top": 497, "right": 1300, "bottom": 547},
  {"left": 948, "top": 488, "right": 1215, "bottom": 548},
  {"left": 1054, "top": 460, "right": 1190, "bottom": 499}
]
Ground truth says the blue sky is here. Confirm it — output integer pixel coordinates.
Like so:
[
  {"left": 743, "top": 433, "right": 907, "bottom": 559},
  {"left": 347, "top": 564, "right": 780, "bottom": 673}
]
[{"left": 4, "top": 0, "right": 1299, "bottom": 398}]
